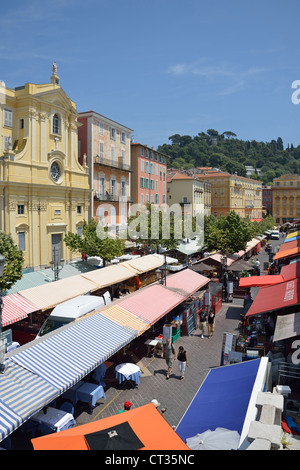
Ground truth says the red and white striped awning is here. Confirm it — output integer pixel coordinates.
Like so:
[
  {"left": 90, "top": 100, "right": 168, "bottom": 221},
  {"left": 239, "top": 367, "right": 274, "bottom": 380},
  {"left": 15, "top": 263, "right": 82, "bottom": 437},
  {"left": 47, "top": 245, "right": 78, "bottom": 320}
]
[{"left": 1, "top": 293, "right": 39, "bottom": 327}]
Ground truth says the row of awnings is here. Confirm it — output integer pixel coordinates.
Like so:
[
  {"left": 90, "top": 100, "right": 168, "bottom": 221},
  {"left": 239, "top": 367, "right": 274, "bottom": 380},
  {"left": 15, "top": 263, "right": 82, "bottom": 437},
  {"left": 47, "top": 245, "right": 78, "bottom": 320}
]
[
  {"left": 0, "top": 268, "right": 210, "bottom": 441},
  {"left": 274, "top": 229, "right": 300, "bottom": 261},
  {"left": 200, "top": 237, "right": 262, "bottom": 268},
  {"left": 1, "top": 254, "right": 169, "bottom": 327},
  {"left": 239, "top": 232, "right": 300, "bottom": 345}
]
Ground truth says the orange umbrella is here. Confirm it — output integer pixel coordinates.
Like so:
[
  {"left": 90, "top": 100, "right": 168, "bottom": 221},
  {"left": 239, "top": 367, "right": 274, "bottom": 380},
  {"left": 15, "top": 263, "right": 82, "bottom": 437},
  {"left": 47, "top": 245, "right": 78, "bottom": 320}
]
[{"left": 31, "top": 403, "right": 188, "bottom": 450}]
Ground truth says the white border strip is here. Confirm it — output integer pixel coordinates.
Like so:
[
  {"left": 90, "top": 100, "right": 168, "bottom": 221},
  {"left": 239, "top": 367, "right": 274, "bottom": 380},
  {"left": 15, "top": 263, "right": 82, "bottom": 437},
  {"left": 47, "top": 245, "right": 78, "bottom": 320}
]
[{"left": 238, "top": 356, "right": 270, "bottom": 449}]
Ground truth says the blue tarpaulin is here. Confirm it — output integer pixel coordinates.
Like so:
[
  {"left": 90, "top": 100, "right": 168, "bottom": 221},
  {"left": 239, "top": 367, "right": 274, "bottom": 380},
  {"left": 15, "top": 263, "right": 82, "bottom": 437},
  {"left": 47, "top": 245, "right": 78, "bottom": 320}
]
[{"left": 176, "top": 359, "right": 261, "bottom": 443}]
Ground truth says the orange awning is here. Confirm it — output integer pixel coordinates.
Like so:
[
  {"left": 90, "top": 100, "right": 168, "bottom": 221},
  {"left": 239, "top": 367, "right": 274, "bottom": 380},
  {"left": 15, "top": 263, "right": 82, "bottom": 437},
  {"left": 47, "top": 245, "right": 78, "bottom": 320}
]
[
  {"left": 31, "top": 403, "right": 189, "bottom": 450},
  {"left": 239, "top": 275, "right": 284, "bottom": 288},
  {"left": 274, "top": 239, "right": 300, "bottom": 261}
]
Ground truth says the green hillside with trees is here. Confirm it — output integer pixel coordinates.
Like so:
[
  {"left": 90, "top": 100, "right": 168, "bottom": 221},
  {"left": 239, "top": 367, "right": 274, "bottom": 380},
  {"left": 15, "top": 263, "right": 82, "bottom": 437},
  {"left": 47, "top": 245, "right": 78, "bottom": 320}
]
[{"left": 157, "top": 130, "right": 300, "bottom": 184}]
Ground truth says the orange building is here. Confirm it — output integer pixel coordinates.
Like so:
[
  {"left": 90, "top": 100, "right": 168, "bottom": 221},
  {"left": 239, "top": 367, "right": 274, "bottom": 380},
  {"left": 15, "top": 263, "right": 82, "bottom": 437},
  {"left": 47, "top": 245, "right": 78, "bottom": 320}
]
[{"left": 78, "top": 111, "right": 133, "bottom": 232}]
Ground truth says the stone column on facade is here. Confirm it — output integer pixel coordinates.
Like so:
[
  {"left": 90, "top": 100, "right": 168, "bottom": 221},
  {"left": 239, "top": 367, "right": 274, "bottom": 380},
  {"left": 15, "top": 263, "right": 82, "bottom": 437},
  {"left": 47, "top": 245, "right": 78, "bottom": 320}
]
[
  {"left": 39, "top": 200, "right": 48, "bottom": 267},
  {"left": 29, "top": 199, "right": 40, "bottom": 269},
  {"left": 29, "top": 109, "right": 37, "bottom": 162},
  {"left": 65, "top": 120, "right": 70, "bottom": 168},
  {"left": 39, "top": 112, "right": 47, "bottom": 163},
  {"left": 70, "top": 122, "right": 77, "bottom": 170},
  {"left": 8, "top": 198, "right": 17, "bottom": 245},
  {"left": 65, "top": 199, "right": 71, "bottom": 261}
]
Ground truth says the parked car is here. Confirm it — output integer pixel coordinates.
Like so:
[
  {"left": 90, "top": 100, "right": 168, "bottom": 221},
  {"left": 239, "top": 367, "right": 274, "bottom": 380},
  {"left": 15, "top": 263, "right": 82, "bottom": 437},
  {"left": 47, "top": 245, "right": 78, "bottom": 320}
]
[
  {"left": 36, "top": 293, "right": 111, "bottom": 337},
  {"left": 270, "top": 230, "right": 280, "bottom": 240}
]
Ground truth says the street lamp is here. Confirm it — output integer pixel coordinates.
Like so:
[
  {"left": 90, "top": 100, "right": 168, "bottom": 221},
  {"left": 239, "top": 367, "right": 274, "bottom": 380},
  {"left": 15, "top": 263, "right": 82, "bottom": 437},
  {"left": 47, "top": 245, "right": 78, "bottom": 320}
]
[
  {"left": 0, "top": 254, "right": 6, "bottom": 373},
  {"left": 220, "top": 254, "right": 227, "bottom": 302},
  {"left": 155, "top": 252, "right": 168, "bottom": 286},
  {"left": 50, "top": 248, "right": 64, "bottom": 281}
]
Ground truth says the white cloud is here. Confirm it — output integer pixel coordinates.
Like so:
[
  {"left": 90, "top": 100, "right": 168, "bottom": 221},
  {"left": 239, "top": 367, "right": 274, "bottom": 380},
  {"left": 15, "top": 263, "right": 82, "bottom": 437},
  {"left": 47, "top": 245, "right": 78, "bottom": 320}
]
[
  {"left": 167, "top": 64, "right": 189, "bottom": 76},
  {"left": 167, "top": 59, "right": 267, "bottom": 80},
  {"left": 166, "top": 59, "right": 268, "bottom": 95}
]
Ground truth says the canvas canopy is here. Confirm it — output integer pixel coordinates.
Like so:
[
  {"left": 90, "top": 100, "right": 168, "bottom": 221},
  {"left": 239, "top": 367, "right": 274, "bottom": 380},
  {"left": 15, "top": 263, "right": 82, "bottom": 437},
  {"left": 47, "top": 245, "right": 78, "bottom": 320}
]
[
  {"left": 246, "top": 278, "right": 300, "bottom": 317},
  {"left": 80, "top": 263, "right": 136, "bottom": 287},
  {"left": 239, "top": 275, "right": 284, "bottom": 288},
  {"left": 164, "top": 268, "right": 210, "bottom": 295},
  {"left": 31, "top": 403, "right": 189, "bottom": 450},
  {"left": 176, "top": 359, "right": 262, "bottom": 445},
  {"left": 121, "top": 254, "right": 164, "bottom": 273},
  {"left": 19, "top": 275, "right": 99, "bottom": 311}
]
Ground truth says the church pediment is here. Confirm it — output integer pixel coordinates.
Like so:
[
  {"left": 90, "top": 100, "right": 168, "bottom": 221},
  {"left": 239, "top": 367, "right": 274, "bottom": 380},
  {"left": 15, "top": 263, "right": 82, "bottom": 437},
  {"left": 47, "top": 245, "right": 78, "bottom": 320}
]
[{"left": 34, "top": 87, "right": 77, "bottom": 114}]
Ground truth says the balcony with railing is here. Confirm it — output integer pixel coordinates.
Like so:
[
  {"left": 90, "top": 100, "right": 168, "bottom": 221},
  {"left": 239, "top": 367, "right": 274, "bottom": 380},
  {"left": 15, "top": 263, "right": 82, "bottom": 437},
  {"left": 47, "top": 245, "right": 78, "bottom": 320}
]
[
  {"left": 94, "top": 155, "right": 133, "bottom": 172},
  {"left": 94, "top": 191, "right": 133, "bottom": 203}
]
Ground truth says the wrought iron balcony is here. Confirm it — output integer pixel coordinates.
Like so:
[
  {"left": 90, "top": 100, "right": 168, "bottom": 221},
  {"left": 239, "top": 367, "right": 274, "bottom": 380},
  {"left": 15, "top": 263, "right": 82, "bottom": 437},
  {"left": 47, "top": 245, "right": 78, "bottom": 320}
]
[
  {"left": 94, "top": 155, "right": 133, "bottom": 172},
  {"left": 94, "top": 191, "right": 133, "bottom": 203}
]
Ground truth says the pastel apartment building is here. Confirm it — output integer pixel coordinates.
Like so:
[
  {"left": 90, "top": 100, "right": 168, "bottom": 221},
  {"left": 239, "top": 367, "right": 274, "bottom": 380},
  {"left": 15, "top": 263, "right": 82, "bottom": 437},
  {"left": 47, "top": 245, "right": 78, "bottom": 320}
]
[
  {"left": 131, "top": 143, "right": 168, "bottom": 206},
  {"left": 78, "top": 111, "right": 133, "bottom": 231},
  {"left": 196, "top": 169, "right": 262, "bottom": 219},
  {"left": 167, "top": 172, "right": 208, "bottom": 217},
  {"left": 272, "top": 174, "right": 300, "bottom": 224}
]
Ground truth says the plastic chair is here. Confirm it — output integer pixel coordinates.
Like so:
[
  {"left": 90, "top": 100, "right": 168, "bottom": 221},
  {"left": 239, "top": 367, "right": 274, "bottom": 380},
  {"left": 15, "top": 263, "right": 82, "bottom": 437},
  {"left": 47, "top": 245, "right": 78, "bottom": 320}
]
[{"left": 59, "top": 401, "right": 74, "bottom": 415}]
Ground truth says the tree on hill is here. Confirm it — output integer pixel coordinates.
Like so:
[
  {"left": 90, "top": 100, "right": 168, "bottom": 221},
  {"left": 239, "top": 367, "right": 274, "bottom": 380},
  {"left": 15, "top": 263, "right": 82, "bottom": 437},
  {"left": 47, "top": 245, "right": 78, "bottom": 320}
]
[{"left": 157, "top": 130, "right": 299, "bottom": 184}]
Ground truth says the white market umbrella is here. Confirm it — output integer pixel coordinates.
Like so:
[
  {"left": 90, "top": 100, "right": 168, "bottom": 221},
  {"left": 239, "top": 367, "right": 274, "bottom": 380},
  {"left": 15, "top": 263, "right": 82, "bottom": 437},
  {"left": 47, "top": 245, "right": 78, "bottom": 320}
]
[
  {"left": 118, "top": 254, "right": 133, "bottom": 260},
  {"left": 186, "top": 428, "right": 240, "bottom": 450},
  {"left": 153, "top": 254, "right": 179, "bottom": 264}
]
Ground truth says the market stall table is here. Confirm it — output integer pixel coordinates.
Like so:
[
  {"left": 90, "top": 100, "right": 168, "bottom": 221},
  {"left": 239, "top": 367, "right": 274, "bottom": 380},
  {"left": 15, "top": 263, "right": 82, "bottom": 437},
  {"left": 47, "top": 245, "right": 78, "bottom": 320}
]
[
  {"left": 62, "top": 381, "right": 106, "bottom": 411},
  {"left": 92, "top": 362, "right": 107, "bottom": 387},
  {"left": 144, "top": 338, "right": 162, "bottom": 357},
  {"left": 115, "top": 363, "right": 141, "bottom": 386},
  {"left": 31, "top": 406, "right": 75, "bottom": 433}
]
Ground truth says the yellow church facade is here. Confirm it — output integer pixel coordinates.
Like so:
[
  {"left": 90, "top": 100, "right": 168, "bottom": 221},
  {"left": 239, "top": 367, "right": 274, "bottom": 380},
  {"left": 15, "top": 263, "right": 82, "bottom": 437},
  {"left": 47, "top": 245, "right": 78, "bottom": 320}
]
[{"left": 0, "top": 64, "right": 90, "bottom": 270}]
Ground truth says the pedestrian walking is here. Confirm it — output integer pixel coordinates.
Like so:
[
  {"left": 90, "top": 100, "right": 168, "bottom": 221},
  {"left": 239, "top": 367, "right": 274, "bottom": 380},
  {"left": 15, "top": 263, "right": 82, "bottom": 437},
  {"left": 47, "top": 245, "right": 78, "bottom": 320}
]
[
  {"left": 177, "top": 346, "right": 189, "bottom": 381},
  {"left": 161, "top": 337, "right": 176, "bottom": 380},
  {"left": 207, "top": 308, "right": 215, "bottom": 338},
  {"left": 198, "top": 309, "right": 207, "bottom": 338}
]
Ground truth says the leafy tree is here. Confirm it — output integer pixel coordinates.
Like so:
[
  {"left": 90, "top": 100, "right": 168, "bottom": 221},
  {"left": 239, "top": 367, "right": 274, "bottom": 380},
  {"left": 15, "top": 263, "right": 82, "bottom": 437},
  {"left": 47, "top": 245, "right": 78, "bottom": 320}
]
[
  {"left": 64, "top": 219, "right": 125, "bottom": 266},
  {"left": 222, "top": 131, "right": 237, "bottom": 139},
  {"left": 0, "top": 232, "right": 24, "bottom": 293},
  {"left": 204, "top": 211, "right": 253, "bottom": 255}
]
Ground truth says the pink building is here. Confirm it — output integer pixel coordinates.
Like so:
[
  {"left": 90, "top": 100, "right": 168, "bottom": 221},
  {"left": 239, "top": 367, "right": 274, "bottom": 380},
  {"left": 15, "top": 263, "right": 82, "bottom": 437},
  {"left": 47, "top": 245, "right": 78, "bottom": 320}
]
[
  {"left": 131, "top": 143, "right": 168, "bottom": 206},
  {"left": 78, "top": 111, "right": 133, "bottom": 231}
]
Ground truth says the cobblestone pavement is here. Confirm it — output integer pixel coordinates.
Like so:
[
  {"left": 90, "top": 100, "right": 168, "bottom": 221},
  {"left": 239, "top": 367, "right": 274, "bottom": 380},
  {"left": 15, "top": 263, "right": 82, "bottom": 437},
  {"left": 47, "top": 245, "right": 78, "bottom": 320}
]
[{"left": 74, "top": 297, "right": 244, "bottom": 430}]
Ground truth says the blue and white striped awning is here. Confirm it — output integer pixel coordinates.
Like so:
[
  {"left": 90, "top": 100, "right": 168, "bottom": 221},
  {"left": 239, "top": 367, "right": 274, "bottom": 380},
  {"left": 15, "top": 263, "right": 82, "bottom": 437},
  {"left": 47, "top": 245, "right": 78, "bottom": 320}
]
[
  {"left": 0, "top": 359, "right": 57, "bottom": 441},
  {"left": 11, "top": 312, "right": 135, "bottom": 393}
]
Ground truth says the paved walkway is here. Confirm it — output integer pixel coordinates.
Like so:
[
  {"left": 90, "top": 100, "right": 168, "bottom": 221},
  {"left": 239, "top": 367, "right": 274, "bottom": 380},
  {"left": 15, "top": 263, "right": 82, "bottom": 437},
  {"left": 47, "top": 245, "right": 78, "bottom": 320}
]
[{"left": 74, "top": 297, "right": 244, "bottom": 430}]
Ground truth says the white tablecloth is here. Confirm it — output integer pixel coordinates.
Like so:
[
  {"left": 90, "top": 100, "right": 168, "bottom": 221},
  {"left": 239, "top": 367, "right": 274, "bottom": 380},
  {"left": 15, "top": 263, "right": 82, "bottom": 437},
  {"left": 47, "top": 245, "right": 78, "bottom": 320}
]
[
  {"left": 31, "top": 407, "right": 75, "bottom": 432},
  {"left": 115, "top": 363, "right": 141, "bottom": 385}
]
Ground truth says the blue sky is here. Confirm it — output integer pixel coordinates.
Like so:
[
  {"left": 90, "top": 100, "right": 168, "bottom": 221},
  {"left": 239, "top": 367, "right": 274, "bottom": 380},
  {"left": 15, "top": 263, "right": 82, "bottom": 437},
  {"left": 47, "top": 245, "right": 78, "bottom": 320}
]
[{"left": 1, "top": 0, "right": 300, "bottom": 150}]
